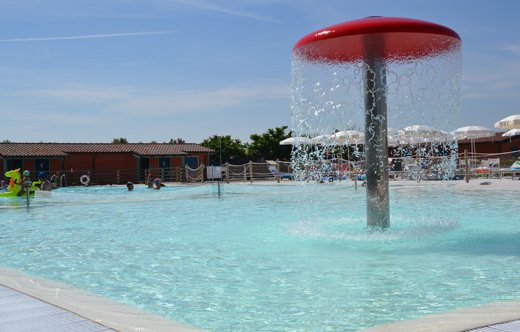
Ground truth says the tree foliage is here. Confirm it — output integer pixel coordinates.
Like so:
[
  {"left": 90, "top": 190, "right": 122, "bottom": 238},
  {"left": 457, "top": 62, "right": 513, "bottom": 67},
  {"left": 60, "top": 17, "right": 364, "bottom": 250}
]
[
  {"left": 112, "top": 137, "right": 128, "bottom": 144},
  {"left": 247, "top": 126, "right": 292, "bottom": 161},
  {"left": 168, "top": 138, "right": 186, "bottom": 144},
  {"left": 201, "top": 135, "right": 247, "bottom": 165}
]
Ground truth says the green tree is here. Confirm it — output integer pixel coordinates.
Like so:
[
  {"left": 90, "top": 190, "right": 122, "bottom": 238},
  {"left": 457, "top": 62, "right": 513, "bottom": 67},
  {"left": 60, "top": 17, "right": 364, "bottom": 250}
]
[
  {"left": 247, "top": 126, "right": 292, "bottom": 161},
  {"left": 168, "top": 138, "right": 186, "bottom": 144},
  {"left": 112, "top": 137, "right": 128, "bottom": 144},
  {"left": 201, "top": 135, "right": 247, "bottom": 165}
]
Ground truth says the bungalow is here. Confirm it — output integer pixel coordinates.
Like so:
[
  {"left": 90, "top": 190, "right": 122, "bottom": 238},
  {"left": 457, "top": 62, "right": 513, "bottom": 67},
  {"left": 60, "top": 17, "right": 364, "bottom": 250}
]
[
  {"left": 457, "top": 132, "right": 520, "bottom": 158},
  {"left": 0, "top": 143, "right": 213, "bottom": 185}
]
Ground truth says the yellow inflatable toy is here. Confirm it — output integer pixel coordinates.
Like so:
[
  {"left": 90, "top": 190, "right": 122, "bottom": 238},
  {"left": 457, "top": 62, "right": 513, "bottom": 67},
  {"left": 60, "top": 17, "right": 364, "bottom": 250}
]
[{"left": 1, "top": 169, "right": 41, "bottom": 198}]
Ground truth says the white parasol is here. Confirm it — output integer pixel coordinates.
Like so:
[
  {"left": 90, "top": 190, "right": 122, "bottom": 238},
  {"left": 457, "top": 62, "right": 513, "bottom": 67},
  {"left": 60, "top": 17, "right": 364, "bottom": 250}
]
[
  {"left": 279, "top": 137, "right": 311, "bottom": 146},
  {"left": 401, "top": 125, "right": 441, "bottom": 144},
  {"left": 454, "top": 126, "right": 495, "bottom": 140},
  {"left": 331, "top": 130, "right": 365, "bottom": 145},
  {"left": 310, "top": 134, "right": 334, "bottom": 145},
  {"left": 494, "top": 114, "right": 520, "bottom": 130},
  {"left": 502, "top": 128, "right": 520, "bottom": 137},
  {"left": 454, "top": 126, "right": 495, "bottom": 158}
]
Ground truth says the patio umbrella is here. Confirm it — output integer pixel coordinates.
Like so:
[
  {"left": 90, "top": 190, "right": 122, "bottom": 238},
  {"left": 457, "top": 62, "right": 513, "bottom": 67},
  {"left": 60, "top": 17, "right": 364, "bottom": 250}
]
[
  {"left": 329, "top": 130, "right": 364, "bottom": 168},
  {"left": 387, "top": 128, "right": 403, "bottom": 147},
  {"left": 387, "top": 135, "right": 400, "bottom": 147},
  {"left": 310, "top": 134, "right": 333, "bottom": 145},
  {"left": 502, "top": 128, "right": 520, "bottom": 137},
  {"left": 403, "top": 124, "right": 440, "bottom": 135},
  {"left": 401, "top": 125, "right": 441, "bottom": 144},
  {"left": 454, "top": 126, "right": 495, "bottom": 159},
  {"left": 454, "top": 126, "right": 495, "bottom": 140},
  {"left": 494, "top": 114, "right": 520, "bottom": 130},
  {"left": 279, "top": 137, "right": 311, "bottom": 146},
  {"left": 331, "top": 130, "right": 365, "bottom": 145}
]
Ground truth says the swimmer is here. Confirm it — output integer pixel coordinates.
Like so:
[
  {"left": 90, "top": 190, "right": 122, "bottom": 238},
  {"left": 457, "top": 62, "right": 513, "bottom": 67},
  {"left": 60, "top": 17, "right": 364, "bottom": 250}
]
[
  {"left": 152, "top": 178, "right": 161, "bottom": 190},
  {"left": 126, "top": 181, "right": 134, "bottom": 191}
]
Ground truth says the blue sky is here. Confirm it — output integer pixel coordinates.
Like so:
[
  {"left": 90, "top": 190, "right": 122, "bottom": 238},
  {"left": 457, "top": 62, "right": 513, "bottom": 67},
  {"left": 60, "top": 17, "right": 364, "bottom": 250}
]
[{"left": 1, "top": 0, "right": 519, "bottom": 143}]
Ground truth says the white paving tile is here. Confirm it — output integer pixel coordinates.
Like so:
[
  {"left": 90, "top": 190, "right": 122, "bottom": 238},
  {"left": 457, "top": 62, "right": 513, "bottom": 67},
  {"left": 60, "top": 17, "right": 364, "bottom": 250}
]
[
  {"left": 0, "top": 285, "right": 113, "bottom": 332},
  {"left": 0, "top": 306, "right": 62, "bottom": 324},
  {"left": 488, "top": 320, "right": 520, "bottom": 331}
]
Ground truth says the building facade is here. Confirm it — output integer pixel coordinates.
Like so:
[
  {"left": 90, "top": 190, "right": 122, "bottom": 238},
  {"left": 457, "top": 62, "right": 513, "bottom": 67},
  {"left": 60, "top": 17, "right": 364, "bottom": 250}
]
[{"left": 0, "top": 143, "right": 213, "bottom": 185}]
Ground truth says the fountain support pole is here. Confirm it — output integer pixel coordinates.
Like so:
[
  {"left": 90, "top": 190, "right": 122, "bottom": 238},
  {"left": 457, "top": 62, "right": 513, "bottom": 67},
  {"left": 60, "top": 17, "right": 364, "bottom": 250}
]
[
  {"left": 364, "top": 34, "right": 390, "bottom": 228},
  {"left": 292, "top": 17, "right": 461, "bottom": 229}
]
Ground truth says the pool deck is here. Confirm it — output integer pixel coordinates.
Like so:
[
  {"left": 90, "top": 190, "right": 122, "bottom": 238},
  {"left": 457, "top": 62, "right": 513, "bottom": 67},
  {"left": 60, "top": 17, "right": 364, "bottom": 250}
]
[
  {"left": 0, "top": 283, "right": 114, "bottom": 331},
  {"left": 199, "top": 177, "right": 520, "bottom": 191},
  {"left": 0, "top": 268, "right": 204, "bottom": 332},
  {"left": 357, "top": 301, "right": 520, "bottom": 332},
  {"left": 451, "top": 177, "right": 520, "bottom": 191}
]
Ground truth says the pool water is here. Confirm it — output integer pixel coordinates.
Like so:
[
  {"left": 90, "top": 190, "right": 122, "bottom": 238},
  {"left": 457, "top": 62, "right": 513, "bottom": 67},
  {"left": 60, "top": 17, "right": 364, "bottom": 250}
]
[{"left": 1, "top": 183, "right": 520, "bottom": 331}]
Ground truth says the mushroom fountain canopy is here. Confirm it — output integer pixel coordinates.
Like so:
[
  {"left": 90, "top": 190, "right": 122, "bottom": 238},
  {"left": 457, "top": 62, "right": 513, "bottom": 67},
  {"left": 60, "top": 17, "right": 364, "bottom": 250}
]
[{"left": 293, "top": 17, "right": 461, "bottom": 63}]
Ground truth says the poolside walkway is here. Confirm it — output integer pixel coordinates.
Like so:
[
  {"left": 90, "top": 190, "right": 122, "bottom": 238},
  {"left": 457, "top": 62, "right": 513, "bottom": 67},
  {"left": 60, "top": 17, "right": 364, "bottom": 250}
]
[
  {"left": 358, "top": 300, "right": 520, "bottom": 332},
  {"left": 0, "top": 268, "right": 204, "bottom": 332},
  {"left": 0, "top": 284, "right": 113, "bottom": 331},
  {"left": 469, "top": 320, "right": 520, "bottom": 331}
]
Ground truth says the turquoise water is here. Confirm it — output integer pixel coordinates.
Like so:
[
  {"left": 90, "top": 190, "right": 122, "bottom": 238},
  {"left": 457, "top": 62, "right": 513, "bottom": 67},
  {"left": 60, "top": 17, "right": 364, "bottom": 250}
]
[{"left": 1, "top": 182, "right": 520, "bottom": 331}]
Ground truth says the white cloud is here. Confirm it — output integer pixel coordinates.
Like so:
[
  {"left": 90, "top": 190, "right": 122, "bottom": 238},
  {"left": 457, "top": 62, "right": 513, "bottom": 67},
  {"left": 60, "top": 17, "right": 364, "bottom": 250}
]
[
  {"left": 26, "top": 86, "right": 135, "bottom": 103},
  {"left": 501, "top": 43, "right": 520, "bottom": 55},
  {"left": 0, "top": 31, "right": 175, "bottom": 42},
  {"left": 19, "top": 84, "right": 290, "bottom": 114}
]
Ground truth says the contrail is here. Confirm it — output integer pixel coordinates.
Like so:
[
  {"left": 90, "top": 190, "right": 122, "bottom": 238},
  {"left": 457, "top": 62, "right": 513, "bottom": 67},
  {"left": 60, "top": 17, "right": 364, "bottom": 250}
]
[{"left": 0, "top": 30, "right": 175, "bottom": 42}]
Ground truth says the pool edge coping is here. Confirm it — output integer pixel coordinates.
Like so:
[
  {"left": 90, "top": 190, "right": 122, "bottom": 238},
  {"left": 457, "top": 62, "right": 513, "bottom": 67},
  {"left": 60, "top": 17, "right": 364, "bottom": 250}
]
[
  {"left": 357, "top": 300, "right": 520, "bottom": 332},
  {"left": 0, "top": 267, "right": 205, "bottom": 332}
]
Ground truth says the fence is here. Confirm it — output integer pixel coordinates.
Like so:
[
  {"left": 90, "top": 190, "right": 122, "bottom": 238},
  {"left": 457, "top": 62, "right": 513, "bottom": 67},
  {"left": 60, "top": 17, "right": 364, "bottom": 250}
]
[
  {"left": 32, "top": 149, "right": 520, "bottom": 188},
  {"left": 218, "top": 160, "right": 293, "bottom": 183},
  {"left": 455, "top": 149, "right": 520, "bottom": 181},
  {"left": 45, "top": 167, "right": 185, "bottom": 187},
  {"left": 46, "top": 169, "right": 139, "bottom": 187}
]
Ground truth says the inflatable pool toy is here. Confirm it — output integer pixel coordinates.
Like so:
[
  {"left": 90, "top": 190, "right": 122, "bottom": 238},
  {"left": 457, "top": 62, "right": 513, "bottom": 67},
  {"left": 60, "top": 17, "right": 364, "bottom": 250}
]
[{"left": 0, "top": 169, "right": 41, "bottom": 198}]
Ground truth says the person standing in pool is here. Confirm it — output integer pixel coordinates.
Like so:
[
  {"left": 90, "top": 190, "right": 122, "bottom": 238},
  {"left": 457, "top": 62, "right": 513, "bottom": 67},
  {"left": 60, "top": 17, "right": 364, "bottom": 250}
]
[
  {"left": 38, "top": 172, "right": 53, "bottom": 191},
  {"left": 17, "top": 170, "right": 32, "bottom": 196},
  {"left": 126, "top": 182, "right": 134, "bottom": 191},
  {"left": 146, "top": 173, "right": 154, "bottom": 188}
]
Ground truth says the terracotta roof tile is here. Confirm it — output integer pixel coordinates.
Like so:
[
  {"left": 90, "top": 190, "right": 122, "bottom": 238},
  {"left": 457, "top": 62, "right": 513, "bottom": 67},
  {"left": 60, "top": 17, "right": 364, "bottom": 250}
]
[
  {"left": 173, "top": 143, "right": 213, "bottom": 153},
  {"left": 0, "top": 143, "right": 69, "bottom": 157},
  {"left": 0, "top": 143, "right": 213, "bottom": 158}
]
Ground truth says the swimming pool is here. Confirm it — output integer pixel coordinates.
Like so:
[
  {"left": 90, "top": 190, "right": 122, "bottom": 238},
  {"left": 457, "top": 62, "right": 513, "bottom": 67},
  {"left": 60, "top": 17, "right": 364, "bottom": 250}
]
[{"left": 1, "top": 182, "right": 519, "bottom": 331}]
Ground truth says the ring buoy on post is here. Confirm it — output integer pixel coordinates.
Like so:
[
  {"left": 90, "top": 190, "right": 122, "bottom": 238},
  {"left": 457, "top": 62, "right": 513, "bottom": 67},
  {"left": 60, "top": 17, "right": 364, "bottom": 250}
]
[{"left": 80, "top": 174, "right": 90, "bottom": 186}]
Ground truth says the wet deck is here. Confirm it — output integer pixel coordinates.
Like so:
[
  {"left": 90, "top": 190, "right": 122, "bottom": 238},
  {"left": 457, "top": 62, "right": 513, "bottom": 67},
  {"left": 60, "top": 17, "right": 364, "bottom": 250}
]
[{"left": 0, "top": 284, "right": 113, "bottom": 331}]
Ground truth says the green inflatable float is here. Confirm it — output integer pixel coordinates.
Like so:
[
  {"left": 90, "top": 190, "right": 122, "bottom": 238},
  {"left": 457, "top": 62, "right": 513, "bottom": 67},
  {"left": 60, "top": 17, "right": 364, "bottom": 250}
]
[{"left": 0, "top": 168, "right": 42, "bottom": 198}]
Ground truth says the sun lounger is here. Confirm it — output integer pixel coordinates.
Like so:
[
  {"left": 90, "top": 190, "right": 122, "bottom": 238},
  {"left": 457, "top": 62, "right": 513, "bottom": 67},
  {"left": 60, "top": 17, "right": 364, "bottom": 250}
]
[
  {"left": 268, "top": 165, "right": 294, "bottom": 180},
  {"left": 499, "top": 160, "right": 520, "bottom": 180}
]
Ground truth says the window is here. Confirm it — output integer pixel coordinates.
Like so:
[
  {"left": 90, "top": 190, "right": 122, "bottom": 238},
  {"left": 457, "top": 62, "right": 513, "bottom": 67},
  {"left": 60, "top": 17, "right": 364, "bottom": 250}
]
[
  {"left": 35, "top": 159, "right": 50, "bottom": 173},
  {"left": 159, "top": 157, "right": 170, "bottom": 169},
  {"left": 185, "top": 156, "right": 199, "bottom": 169}
]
